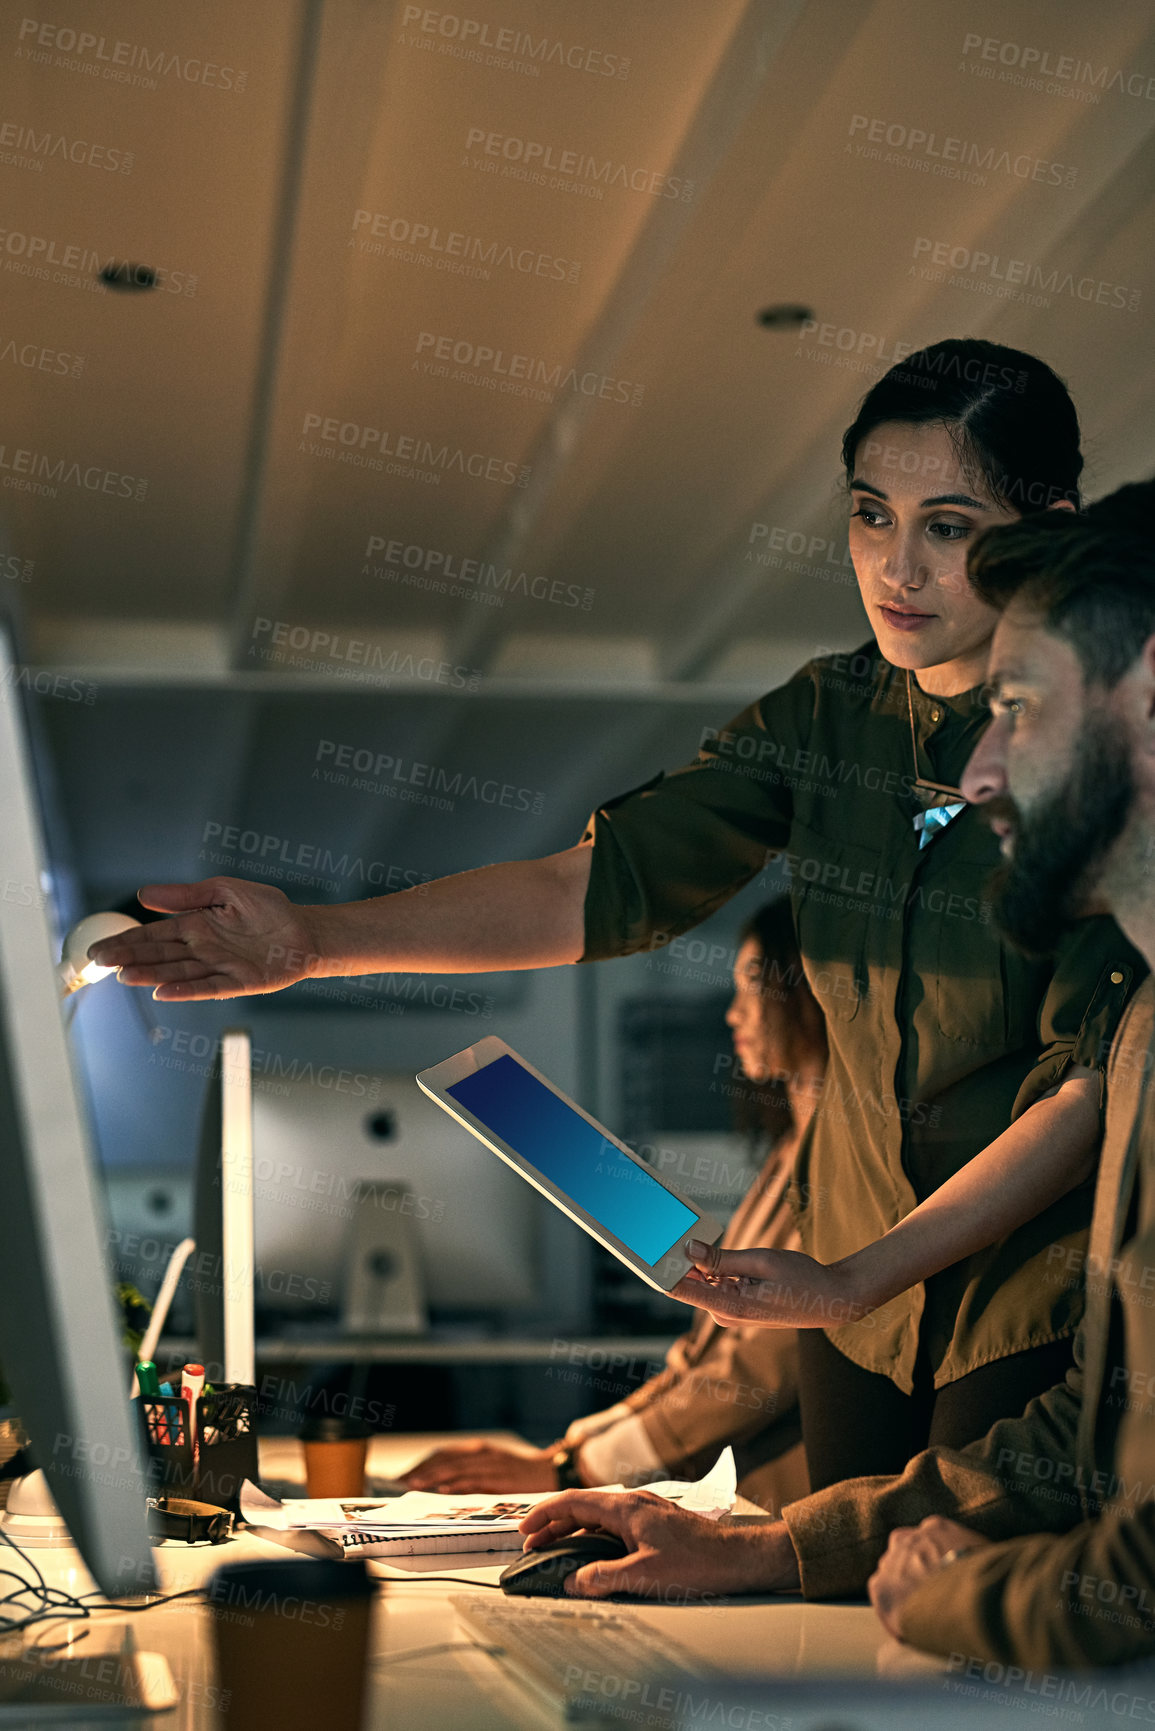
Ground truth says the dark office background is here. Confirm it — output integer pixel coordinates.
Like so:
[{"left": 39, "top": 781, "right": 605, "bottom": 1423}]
[{"left": 6, "top": 0, "right": 1155, "bottom": 1435}]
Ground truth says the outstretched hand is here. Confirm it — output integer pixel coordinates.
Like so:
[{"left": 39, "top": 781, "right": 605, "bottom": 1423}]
[
  {"left": 518, "top": 1488, "right": 800, "bottom": 1600},
  {"left": 670, "top": 1238, "right": 873, "bottom": 1330},
  {"left": 85, "top": 877, "right": 322, "bottom": 1002}
]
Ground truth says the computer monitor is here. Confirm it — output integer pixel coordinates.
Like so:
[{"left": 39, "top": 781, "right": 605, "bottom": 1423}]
[
  {"left": 193, "top": 1030, "right": 256, "bottom": 1386},
  {"left": 0, "top": 626, "right": 157, "bottom": 1596},
  {"left": 251, "top": 1071, "right": 542, "bottom": 1320}
]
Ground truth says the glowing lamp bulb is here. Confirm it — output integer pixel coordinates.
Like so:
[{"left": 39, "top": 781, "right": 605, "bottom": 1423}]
[{"left": 58, "top": 912, "right": 142, "bottom": 997}]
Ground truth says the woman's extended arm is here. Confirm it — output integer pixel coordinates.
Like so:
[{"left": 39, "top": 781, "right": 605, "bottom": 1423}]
[
  {"left": 87, "top": 846, "right": 593, "bottom": 1001},
  {"left": 673, "top": 1067, "right": 1101, "bottom": 1328}
]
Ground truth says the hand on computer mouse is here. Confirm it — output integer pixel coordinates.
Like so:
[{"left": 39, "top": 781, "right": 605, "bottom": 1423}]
[
  {"left": 499, "top": 1532, "right": 628, "bottom": 1597},
  {"left": 518, "top": 1489, "right": 801, "bottom": 1601}
]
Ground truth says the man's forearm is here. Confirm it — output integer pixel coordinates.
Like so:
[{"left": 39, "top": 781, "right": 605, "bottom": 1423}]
[
  {"left": 300, "top": 845, "right": 592, "bottom": 977},
  {"left": 733, "top": 1521, "right": 801, "bottom": 1592}
]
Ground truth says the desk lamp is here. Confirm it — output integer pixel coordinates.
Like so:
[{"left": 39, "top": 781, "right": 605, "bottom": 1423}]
[{"left": 57, "top": 911, "right": 142, "bottom": 996}]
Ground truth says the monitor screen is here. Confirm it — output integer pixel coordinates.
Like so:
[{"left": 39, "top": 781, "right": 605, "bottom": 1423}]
[
  {"left": 0, "top": 626, "right": 156, "bottom": 1595},
  {"left": 447, "top": 1054, "right": 698, "bottom": 1266}
]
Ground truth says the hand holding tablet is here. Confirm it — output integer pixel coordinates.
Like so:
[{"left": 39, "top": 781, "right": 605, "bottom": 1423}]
[{"left": 417, "top": 1037, "right": 722, "bottom": 1293}]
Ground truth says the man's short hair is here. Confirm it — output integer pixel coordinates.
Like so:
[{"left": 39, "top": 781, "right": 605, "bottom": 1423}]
[{"left": 969, "top": 478, "right": 1155, "bottom": 687}]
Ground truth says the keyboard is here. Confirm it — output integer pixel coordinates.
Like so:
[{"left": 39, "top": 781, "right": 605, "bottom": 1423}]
[{"left": 449, "top": 1593, "right": 714, "bottom": 1723}]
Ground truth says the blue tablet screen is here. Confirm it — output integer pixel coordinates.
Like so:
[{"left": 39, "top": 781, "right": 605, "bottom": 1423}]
[{"left": 447, "top": 1054, "right": 698, "bottom": 1266}]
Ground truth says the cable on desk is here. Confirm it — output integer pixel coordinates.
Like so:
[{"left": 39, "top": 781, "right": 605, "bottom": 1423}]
[
  {"left": 79, "top": 1588, "right": 206, "bottom": 1611},
  {"left": 374, "top": 1640, "right": 501, "bottom": 1666},
  {"left": 390, "top": 1576, "right": 503, "bottom": 1589},
  {"left": 0, "top": 1524, "right": 203, "bottom": 1640}
]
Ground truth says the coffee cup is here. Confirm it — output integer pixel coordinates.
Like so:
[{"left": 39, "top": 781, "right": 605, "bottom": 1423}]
[
  {"left": 299, "top": 1413, "right": 373, "bottom": 1499},
  {"left": 208, "top": 1556, "right": 374, "bottom": 1731}
]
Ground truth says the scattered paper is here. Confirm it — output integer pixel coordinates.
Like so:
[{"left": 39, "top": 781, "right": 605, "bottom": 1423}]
[
  {"left": 239, "top": 1482, "right": 545, "bottom": 1536},
  {"left": 637, "top": 1446, "right": 737, "bottom": 1520},
  {"left": 239, "top": 1446, "right": 737, "bottom": 1540}
]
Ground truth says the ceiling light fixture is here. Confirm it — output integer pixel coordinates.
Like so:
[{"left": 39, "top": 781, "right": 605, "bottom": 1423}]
[
  {"left": 756, "top": 303, "right": 813, "bottom": 330},
  {"left": 99, "top": 262, "right": 159, "bottom": 292}
]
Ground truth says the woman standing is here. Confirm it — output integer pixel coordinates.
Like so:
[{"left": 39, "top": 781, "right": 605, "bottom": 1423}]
[
  {"left": 91, "top": 339, "right": 1144, "bottom": 1489},
  {"left": 589, "top": 341, "right": 1142, "bottom": 1485}
]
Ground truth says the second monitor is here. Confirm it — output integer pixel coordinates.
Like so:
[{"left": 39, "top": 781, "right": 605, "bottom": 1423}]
[{"left": 249, "top": 1068, "right": 543, "bottom": 1326}]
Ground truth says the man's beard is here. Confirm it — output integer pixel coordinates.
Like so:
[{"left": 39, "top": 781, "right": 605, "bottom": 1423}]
[{"left": 988, "top": 714, "right": 1134, "bottom": 957}]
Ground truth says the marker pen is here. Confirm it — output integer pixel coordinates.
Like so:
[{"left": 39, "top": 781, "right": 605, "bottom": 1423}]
[
  {"left": 181, "top": 1363, "right": 205, "bottom": 1457},
  {"left": 156, "top": 1380, "right": 178, "bottom": 1446},
  {"left": 136, "top": 1361, "right": 167, "bottom": 1442},
  {"left": 134, "top": 1360, "right": 161, "bottom": 1398}
]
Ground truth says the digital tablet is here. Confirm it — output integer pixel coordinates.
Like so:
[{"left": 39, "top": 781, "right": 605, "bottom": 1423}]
[{"left": 416, "top": 1036, "right": 723, "bottom": 1293}]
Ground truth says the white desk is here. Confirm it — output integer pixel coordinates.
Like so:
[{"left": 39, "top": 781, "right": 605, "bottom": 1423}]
[{"left": 16, "top": 1434, "right": 935, "bottom": 1729}]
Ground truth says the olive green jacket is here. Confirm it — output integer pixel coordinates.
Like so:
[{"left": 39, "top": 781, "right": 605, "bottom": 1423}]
[
  {"left": 581, "top": 645, "right": 1143, "bottom": 1388},
  {"left": 782, "top": 980, "right": 1155, "bottom": 1669}
]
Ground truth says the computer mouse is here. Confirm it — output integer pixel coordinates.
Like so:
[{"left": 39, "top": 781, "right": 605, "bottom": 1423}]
[{"left": 499, "top": 1532, "right": 630, "bottom": 1597}]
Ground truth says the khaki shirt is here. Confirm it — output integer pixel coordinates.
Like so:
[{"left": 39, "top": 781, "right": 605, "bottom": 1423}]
[
  {"left": 581, "top": 645, "right": 1143, "bottom": 1390},
  {"left": 782, "top": 980, "right": 1155, "bottom": 1670}
]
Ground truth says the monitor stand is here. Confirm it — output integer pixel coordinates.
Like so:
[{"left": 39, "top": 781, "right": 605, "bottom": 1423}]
[
  {"left": 341, "top": 1182, "right": 428, "bottom": 1334},
  {"left": 0, "top": 1625, "right": 178, "bottom": 1717},
  {"left": 0, "top": 1509, "right": 178, "bottom": 1719}
]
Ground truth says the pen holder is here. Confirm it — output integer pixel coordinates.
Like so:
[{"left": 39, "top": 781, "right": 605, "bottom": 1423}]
[{"left": 138, "top": 1384, "right": 259, "bottom": 1515}]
